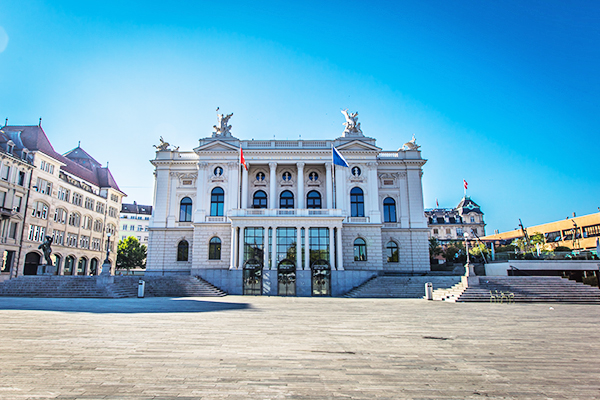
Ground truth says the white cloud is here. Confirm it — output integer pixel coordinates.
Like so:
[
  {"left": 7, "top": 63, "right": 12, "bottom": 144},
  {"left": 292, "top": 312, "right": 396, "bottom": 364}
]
[{"left": 0, "top": 27, "right": 8, "bottom": 53}]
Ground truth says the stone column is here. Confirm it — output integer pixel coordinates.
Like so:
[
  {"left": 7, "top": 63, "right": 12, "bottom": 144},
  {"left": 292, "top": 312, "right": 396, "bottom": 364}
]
[
  {"left": 238, "top": 226, "right": 245, "bottom": 269},
  {"left": 325, "top": 162, "right": 333, "bottom": 209},
  {"left": 241, "top": 163, "right": 249, "bottom": 209},
  {"left": 227, "top": 162, "right": 238, "bottom": 213},
  {"left": 296, "top": 226, "right": 302, "bottom": 270},
  {"left": 367, "top": 162, "right": 381, "bottom": 223},
  {"left": 269, "top": 162, "right": 277, "bottom": 209},
  {"left": 336, "top": 226, "right": 344, "bottom": 270},
  {"left": 296, "top": 162, "right": 305, "bottom": 209},
  {"left": 399, "top": 172, "right": 409, "bottom": 228},
  {"left": 230, "top": 226, "right": 237, "bottom": 270},
  {"left": 329, "top": 227, "right": 335, "bottom": 267},
  {"left": 195, "top": 162, "right": 208, "bottom": 223},
  {"left": 304, "top": 227, "right": 310, "bottom": 270},
  {"left": 167, "top": 172, "right": 178, "bottom": 227},
  {"left": 263, "top": 227, "right": 269, "bottom": 269},
  {"left": 335, "top": 165, "right": 347, "bottom": 214},
  {"left": 271, "top": 227, "right": 277, "bottom": 270}
]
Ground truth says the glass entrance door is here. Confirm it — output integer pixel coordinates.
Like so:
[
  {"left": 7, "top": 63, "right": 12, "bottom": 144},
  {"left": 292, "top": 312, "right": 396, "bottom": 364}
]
[
  {"left": 243, "top": 259, "right": 263, "bottom": 295},
  {"left": 277, "top": 259, "right": 296, "bottom": 296},
  {"left": 311, "top": 260, "right": 331, "bottom": 296}
]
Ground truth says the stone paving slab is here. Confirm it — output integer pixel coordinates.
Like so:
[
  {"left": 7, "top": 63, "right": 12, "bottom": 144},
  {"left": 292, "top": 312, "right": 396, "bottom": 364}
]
[{"left": 0, "top": 296, "right": 599, "bottom": 399}]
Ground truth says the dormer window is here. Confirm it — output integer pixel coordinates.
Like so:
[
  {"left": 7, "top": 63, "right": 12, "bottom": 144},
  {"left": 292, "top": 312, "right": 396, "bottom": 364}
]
[{"left": 6, "top": 140, "right": 14, "bottom": 155}]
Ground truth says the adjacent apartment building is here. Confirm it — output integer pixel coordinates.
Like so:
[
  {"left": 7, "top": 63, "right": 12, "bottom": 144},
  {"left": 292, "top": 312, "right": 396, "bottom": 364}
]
[
  {"left": 119, "top": 202, "right": 152, "bottom": 243},
  {"left": 425, "top": 196, "right": 486, "bottom": 243},
  {"left": 0, "top": 124, "right": 125, "bottom": 280}
]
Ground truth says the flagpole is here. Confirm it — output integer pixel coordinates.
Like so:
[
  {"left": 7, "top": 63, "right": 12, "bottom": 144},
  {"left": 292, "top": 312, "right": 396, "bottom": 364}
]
[{"left": 239, "top": 148, "right": 242, "bottom": 209}]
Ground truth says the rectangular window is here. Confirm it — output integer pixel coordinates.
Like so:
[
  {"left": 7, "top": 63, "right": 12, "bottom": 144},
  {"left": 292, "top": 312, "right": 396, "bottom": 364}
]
[
  {"left": 80, "top": 236, "right": 90, "bottom": 249},
  {"left": 108, "top": 206, "right": 118, "bottom": 218},
  {"left": 244, "top": 227, "right": 265, "bottom": 263},
  {"left": 9, "top": 222, "right": 18, "bottom": 239},
  {"left": 66, "top": 233, "right": 78, "bottom": 247},
  {"left": 13, "top": 196, "right": 22, "bottom": 212},
  {"left": 84, "top": 197, "right": 94, "bottom": 210},
  {"left": 96, "top": 202, "right": 105, "bottom": 214},
  {"left": 276, "top": 227, "right": 296, "bottom": 264},
  {"left": 122, "top": 224, "right": 128, "bottom": 230},
  {"left": 72, "top": 192, "right": 83, "bottom": 206},
  {"left": 36, "top": 178, "right": 52, "bottom": 195},
  {"left": 57, "top": 187, "right": 70, "bottom": 202},
  {"left": 456, "top": 228, "right": 463, "bottom": 236},
  {"left": 309, "top": 228, "right": 329, "bottom": 265},
  {"left": 1, "top": 250, "right": 15, "bottom": 273},
  {"left": 17, "top": 171, "right": 25, "bottom": 186},
  {"left": 28, "top": 225, "right": 45, "bottom": 242},
  {"left": 52, "top": 230, "right": 64, "bottom": 246},
  {"left": 0, "top": 191, "right": 5, "bottom": 208},
  {"left": 1, "top": 165, "right": 10, "bottom": 181},
  {"left": 433, "top": 228, "right": 439, "bottom": 234},
  {"left": 130, "top": 225, "right": 135, "bottom": 231},
  {"left": 138, "top": 225, "right": 142, "bottom": 231}
]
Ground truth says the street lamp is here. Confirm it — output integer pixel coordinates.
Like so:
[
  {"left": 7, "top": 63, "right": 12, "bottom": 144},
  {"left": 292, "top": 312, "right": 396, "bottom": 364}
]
[
  {"left": 104, "top": 232, "right": 112, "bottom": 264},
  {"left": 464, "top": 231, "right": 475, "bottom": 277}
]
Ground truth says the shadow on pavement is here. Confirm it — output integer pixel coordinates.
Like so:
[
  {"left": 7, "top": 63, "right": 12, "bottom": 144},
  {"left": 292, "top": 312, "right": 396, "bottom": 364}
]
[{"left": 0, "top": 297, "right": 251, "bottom": 314}]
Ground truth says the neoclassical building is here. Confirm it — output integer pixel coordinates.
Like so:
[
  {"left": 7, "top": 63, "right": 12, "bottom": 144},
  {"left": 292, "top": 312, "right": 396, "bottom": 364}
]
[{"left": 147, "top": 111, "right": 429, "bottom": 296}]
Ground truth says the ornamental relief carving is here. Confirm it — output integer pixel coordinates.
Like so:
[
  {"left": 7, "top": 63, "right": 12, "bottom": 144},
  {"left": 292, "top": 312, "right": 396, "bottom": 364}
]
[{"left": 177, "top": 172, "right": 198, "bottom": 187}]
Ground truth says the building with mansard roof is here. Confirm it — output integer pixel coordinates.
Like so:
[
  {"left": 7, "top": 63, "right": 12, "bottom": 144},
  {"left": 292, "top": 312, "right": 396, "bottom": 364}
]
[
  {"left": 425, "top": 196, "right": 486, "bottom": 244},
  {"left": 0, "top": 123, "right": 125, "bottom": 279},
  {"left": 147, "top": 111, "right": 429, "bottom": 296},
  {"left": 119, "top": 202, "right": 152, "bottom": 243}
]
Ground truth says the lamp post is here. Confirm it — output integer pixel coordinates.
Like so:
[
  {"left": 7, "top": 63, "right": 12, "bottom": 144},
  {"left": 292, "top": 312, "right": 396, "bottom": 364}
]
[
  {"left": 464, "top": 231, "right": 475, "bottom": 277},
  {"left": 101, "top": 233, "right": 112, "bottom": 276}
]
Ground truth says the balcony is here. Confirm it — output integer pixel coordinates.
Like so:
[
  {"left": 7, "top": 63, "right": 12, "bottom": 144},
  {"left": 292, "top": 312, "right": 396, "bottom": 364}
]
[{"left": 228, "top": 209, "right": 343, "bottom": 218}]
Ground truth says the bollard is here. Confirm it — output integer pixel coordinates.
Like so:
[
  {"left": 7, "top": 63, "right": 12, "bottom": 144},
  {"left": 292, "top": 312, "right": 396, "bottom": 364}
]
[
  {"left": 138, "top": 279, "right": 145, "bottom": 298},
  {"left": 425, "top": 282, "right": 433, "bottom": 300}
]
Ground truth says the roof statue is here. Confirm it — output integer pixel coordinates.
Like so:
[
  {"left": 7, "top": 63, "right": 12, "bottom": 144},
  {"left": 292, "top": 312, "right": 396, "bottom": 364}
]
[
  {"left": 402, "top": 134, "right": 421, "bottom": 151},
  {"left": 341, "top": 109, "right": 363, "bottom": 136},
  {"left": 153, "top": 136, "right": 171, "bottom": 151},
  {"left": 212, "top": 108, "right": 234, "bottom": 137}
]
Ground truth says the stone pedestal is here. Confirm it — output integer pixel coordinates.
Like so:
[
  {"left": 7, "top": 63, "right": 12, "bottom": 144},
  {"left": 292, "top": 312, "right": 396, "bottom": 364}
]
[
  {"left": 36, "top": 264, "right": 56, "bottom": 275},
  {"left": 96, "top": 261, "right": 114, "bottom": 286},
  {"left": 461, "top": 263, "right": 479, "bottom": 286}
]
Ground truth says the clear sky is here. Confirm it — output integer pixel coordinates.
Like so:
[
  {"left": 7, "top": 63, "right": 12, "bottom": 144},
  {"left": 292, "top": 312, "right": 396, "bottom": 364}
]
[{"left": 1, "top": 0, "right": 599, "bottom": 234}]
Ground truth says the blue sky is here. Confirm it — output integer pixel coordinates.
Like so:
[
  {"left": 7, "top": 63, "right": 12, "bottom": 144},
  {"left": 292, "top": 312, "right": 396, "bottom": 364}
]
[{"left": 1, "top": 0, "right": 599, "bottom": 233}]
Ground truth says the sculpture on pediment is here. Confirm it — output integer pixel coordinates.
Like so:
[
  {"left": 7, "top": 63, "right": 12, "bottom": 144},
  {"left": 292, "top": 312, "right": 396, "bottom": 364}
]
[
  {"left": 341, "top": 109, "right": 363, "bottom": 136},
  {"left": 153, "top": 136, "right": 171, "bottom": 151},
  {"left": 212, "top": 107, "right": 234, "bottom": 137},
  {"left": 402, "top": 134, "right": 421, "bottom": 151}
]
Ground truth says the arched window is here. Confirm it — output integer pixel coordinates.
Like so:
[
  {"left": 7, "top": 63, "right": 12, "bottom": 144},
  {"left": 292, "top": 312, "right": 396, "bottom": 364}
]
[
  {"left": 90, "top": 258, "right": 99, "bottom": 275},
  {"left": 179, "top": 197, "right": 193, "bottom": 222},
  {"left": 177, "top": 240, "right": 189, "bottom": 262},
  {"left": 253, "top": 190, "right": 267, "bottom": 209},
  {"left": 386, "top": 241, "right": 399, "bottom": 262},
  {"left": 77, "top": 258, "right": 87, "bottom": 275},
  {"left": 307, "top": 190, "right": 321, "bottom": 209},
  {"left": 383, "top": 197, "right": 397, "bottom": 222},
  {"left": 210, "top": 187, "right": 224, "bottom": 216},
  {"left": 350, "top": 187, "right": 364, "bottom": 217},
  {"left": 280, "top": 190, "right": 294, "bottom": 209},
  {"left": 354, "top": 238, "right": 367, "bottom": 261},
  {"left": 209, "top": 237, "right": 221, "bottom": 260},
  {"left": 64, "top": 255, "right": 75, "bottom": 275}
]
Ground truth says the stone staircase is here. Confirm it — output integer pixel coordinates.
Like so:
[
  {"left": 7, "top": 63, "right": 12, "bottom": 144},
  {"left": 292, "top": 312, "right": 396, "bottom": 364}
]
[
  {"left": 344, "top": 275, "right": 463, "bottom": 298},
  {"left": 0, "top": 275, "right": 226, "bottom": 298},
  {"left": 433, "top": 276, "right": 600, "bottom": 303}
]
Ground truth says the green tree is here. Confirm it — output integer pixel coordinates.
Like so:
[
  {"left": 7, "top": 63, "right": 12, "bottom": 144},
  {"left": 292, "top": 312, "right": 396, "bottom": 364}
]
[
  {"left": 116, "top": 237, "right": 147, "bottom": 273},
  {"left": 530, "top": 232, "right": 546, "bottom": 251},
  {"left": 429, "top": 237, "right": 442, "bottom": 260}
]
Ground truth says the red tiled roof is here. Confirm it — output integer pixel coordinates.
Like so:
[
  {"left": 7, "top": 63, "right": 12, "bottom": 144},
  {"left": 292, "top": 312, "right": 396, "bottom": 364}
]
[{"left": 2, "top": 125, "right": 124, "bottom": 194}]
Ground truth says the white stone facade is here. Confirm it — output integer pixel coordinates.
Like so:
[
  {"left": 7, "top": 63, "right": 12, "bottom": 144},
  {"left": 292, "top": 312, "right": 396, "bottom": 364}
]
[{"left": 147, "top": 123, "right": 429, "bottom": 295}]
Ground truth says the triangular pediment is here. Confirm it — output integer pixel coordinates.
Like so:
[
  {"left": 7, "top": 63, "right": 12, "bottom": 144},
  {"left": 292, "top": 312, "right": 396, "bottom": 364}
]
[
  {"left": 194, "top": 140, "right": 240, "bottom": 153},
  {"left": 336, "top": 140, "right": 381, "bottom": 152}
]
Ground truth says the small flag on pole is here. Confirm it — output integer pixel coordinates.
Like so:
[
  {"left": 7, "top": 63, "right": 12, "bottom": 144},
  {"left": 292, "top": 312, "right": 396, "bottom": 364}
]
[
  {"left": 463, "top": 180, "right": 468, "bottom": 190},
  {"left": 240, "top": 147, "right": 248, "bottom": 171},
  {"left": 436, "top": 199, "right": 439, "bottom": 208},
  {"left": 332, "top": 147, "right": 349, "bottom": 168}
]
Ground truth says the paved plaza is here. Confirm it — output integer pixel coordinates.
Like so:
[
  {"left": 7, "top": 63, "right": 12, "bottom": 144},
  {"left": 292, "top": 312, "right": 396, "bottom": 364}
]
[{"left": 0, "top": 297, "right": 599, "bottom": 400}]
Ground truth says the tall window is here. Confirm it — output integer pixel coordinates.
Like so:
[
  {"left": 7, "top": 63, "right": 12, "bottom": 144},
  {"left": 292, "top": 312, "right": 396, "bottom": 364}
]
[
  {"left": 353, "top": 238, "right": 367, "bottom": 261},
  {"left": 177, "top": 240, "right": 189, "bottom": 261},
  {"left": 350, "top": 187, "right": 364, "bottom": 217},
  {"left": 210, "top": 187, "right": 224, "bottom": 216},
  {"left": 383, "top": 197, "right": 397, "bottom": 222},
  {"left": 386, "top": 241, "right": 399, "bottom": 262},
  {"left": 64, "top": 256, "right": 75, "bottom": 275},
  {"left": 209, "top": 237, "right": 222, "bottom": 260},
  {"left": 280, "top": 190, "right": 294, "bottom": 209},
  {"left": 179, "top": 197, "right": 192, "bottom": 221},
  {"left": 307, "top": 191, "right": 321, "bottom": 209},
  {"left": 253, "top": 190, "right": 267, "bottom": 209}
]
